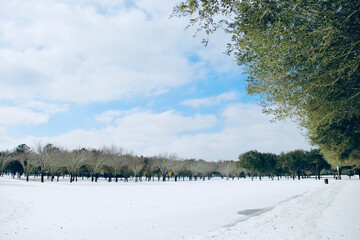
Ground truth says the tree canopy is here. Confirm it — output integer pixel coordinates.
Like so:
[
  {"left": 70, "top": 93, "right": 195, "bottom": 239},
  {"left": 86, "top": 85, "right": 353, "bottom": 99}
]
[{"left": 173, "top": 0, "right": 360, "bottom": 166}]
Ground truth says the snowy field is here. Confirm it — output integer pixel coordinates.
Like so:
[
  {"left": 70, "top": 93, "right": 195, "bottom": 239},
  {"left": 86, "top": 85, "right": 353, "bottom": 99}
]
[{"left": 1, "top": 177, "right": 359, "bottom": 240}]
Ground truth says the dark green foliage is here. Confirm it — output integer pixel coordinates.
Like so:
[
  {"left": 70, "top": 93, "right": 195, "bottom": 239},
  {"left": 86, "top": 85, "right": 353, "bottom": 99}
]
[
  {"left": 262, "top": 153, "right": 278, "bottom": 180},
  {"left": 173, "top": 0, "right": 360, "bottom": 166},
  {"left": 6, "top": 160, "right": 23, "bottom": 178},
  {"left": 238, "top": 150, "right": 263, "bottom": 180},
  {"left": 238, "top": 151, "right": 280, "bottom": 180},
  {"left": 279, "top": 150, "right": 309, "bottom": 180},
  {"left": 238, "top": 149, "right": 332, "bottom": 180},
  {"left": 15, "top": 144, "right": 30, "bottom": 154},
  {"left": 307, "top": 149, "right": 331, "bottom": 180}
]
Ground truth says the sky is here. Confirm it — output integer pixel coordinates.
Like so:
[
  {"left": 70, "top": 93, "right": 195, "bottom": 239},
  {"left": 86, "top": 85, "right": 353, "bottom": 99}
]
[{"left": 0, "top": 0, "right": 312, "bottom": 161}]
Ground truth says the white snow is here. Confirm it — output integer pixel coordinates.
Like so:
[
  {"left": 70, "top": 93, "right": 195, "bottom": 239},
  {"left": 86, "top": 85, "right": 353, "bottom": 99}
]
[{"left": 0, "top": 177, "right": 359, "bottom": 240}]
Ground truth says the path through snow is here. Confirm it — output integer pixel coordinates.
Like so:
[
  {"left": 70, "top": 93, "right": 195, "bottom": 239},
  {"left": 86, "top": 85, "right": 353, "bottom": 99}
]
[{"left": 190, "top": 180, "right": 360, "bottom": 240}]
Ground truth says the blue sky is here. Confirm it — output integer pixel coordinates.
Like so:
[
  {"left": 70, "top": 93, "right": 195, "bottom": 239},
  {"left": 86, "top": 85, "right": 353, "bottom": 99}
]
[{"left": 0, "top": 0, "right": 311, "bottom": 161}]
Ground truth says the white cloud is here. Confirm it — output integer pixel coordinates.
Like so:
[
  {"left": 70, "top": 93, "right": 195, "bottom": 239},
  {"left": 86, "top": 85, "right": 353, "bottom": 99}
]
[
  {"left": 0, "top": 0, "right": 209, "bottom": 103},
  {"left": 0, "top": 106, "right": 49, "bottom": 126},
  {"left": 95, "top": 110, "right": 124, "bottom": 124},
  {"left": 0, "top": 104, "right": 311, "bottom": 161},
  {"left": 0, "top": 100, "right": 68, "bottom": 128},
  {"left": 23, "top": 100, "right": 69, "bottom": 114},
  {"left": 169, "top": 103, "right": 311, "bottom": 160},
  {"left": 30, "top": 109, "right": 218, "bottom": 153},
  {"left": 181, "top": 91, "right": 238, "bottom": 108},
  {"left": 0, "top": 1, "right": 312, "bottom": 160}
]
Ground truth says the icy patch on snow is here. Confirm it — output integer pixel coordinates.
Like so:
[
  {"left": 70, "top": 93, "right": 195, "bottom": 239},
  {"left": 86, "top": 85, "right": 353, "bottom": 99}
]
[{"left": 237, "top": 208, "right": 264, "bottom": 215}]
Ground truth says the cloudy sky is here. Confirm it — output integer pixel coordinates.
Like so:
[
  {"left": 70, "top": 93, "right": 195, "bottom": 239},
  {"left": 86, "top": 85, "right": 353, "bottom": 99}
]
[{"left": 0, "top": 0, "right": 311, "bottom": 161}]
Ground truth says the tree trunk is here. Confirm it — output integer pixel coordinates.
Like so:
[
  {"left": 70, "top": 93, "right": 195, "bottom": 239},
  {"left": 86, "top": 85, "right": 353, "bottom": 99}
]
[
  {"left": 41, "top": 171, "right": 45, "bottom": 183},
  {"left": 26, "top": 174, "right": 29, "bottom": 182},
  {"left": 339, "top": 168, "right": 342, "bottom": 180}
]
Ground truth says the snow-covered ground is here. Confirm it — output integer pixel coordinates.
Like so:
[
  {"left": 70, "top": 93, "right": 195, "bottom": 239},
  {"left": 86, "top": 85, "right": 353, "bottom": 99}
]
[{"left": 0, "top": 176, "right": 359, "bottom": 240}]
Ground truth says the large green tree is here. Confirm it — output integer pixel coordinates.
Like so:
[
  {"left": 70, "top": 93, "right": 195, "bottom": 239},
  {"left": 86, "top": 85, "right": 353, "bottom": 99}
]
[
  {"left": 173, "top": 0, "right": 360, "bottom": 166},
  {"left": 262, "top": 152, "right": 279, "bottom": 180},
  {"left": 307, "top": 149, "right": 331, "bottom": 180},
  {"left": 237, "top": 150, "right": 264, "bottom": 180},
  {"left": 279, "top": 150, "right": 309, "bottom": 180}
]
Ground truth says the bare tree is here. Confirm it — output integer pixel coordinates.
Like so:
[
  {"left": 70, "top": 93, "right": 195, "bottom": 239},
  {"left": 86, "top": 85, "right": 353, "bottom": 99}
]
[
  {"left": 198, "top": 160, "right": 216, "bottom": 180},
  {"left": 234, "top": 166, "right": 246, "bottom": 179},
  {"left": 187, "top": 159, "right": 202, "bottom": 181},
  {"left": 34, "top": 143, "right": 61, "bottom": 182},
  {"left": 217, "top": 161, "right": 238, "bottom": 180},
  {"left": 169, "top": 158, "right": 185, "bottom": 182},
  {"left": 127, "top": 155, "right": 145, "bottom": 182},
  {"left": 152, "top": 153, "right": 175, "bottom": 181},
  {"left": 143, "top": 157, "right": 155, "bottom": 181},
  {"left": 0, "top": 151, "right": 12, "bottom": 176},
  {"left": 46, "top": 147, "right": 64, "bottom": 182},
  {"left": 85, "top": 149, "right": 106, "bottom": 182},
  {"left": 62, "top": 148, "right": 89, "bottom": 183},
  {"left": 102, "top": 145, "right": 128, "bottom": 182},
  {"left": 18, "top": 152, "right": 37, "bottom": 182}
]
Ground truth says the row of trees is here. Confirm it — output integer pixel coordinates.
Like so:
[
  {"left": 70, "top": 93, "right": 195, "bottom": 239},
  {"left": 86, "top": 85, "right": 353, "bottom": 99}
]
[
  {"left": 0, "top": 144, "right": 241, "bottom": 183},
  {"left": 239, "top": 149, "right": 360, "bottom": 180},
  {"left": 1, "top": 144, "right": 356, "bottom": 183},
  {"left": 238, "top": 149, "right": 334, "bottom": 181}
]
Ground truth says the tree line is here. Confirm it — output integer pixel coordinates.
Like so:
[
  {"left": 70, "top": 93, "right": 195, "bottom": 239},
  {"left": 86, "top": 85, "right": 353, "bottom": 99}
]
[
  {"left": 1, "top": 143, "right": 357, "bottom": 183},
  {"left": 0, "top": 143, "right": 238, "bottom": 183},
  {"left": 238, "top": 149, "right": 346, "bottom": 181}
]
